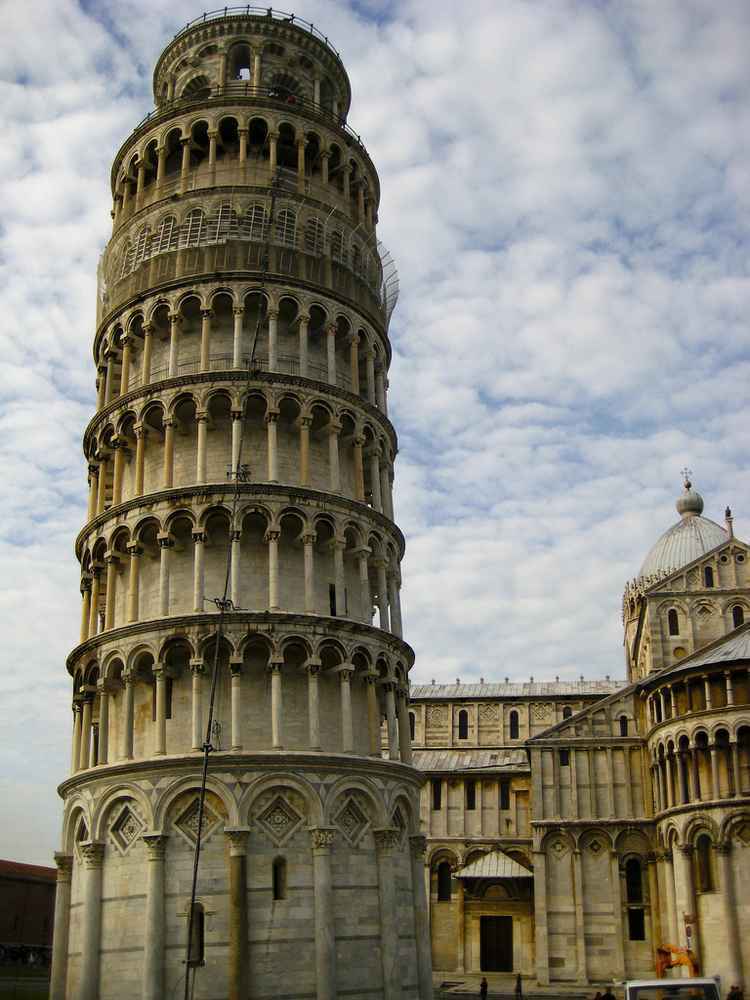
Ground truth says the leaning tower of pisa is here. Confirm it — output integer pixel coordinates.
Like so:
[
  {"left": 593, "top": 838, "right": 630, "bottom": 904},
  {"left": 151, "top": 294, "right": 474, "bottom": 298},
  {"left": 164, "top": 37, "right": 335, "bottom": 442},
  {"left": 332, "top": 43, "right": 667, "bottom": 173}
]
[{"left": 50, "top": 10, "right": 432, "bottom": 999}]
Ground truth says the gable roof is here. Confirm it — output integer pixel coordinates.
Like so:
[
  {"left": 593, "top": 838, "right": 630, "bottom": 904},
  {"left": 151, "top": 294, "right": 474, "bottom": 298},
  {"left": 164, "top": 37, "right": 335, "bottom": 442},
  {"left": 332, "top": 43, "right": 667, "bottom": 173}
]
[
  {"left": 412, "top": 748, "right": 529, "bottom": 773},
  {"left": 455, "top": 849, "right": 533, "bottom": 879},
  {"left": 410, "top": 679, "right": 623, "bottom": 700}
]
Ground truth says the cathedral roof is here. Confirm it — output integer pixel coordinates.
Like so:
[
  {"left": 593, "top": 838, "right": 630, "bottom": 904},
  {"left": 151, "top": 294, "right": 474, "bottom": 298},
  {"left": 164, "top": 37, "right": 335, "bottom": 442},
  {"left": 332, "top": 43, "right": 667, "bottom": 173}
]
[
  {"left": 412, "top": 749, "right": 529, "bottom": 772},
  {"left": 455, "top": 850, "right": 533, "bottom": 880},
  {"left": 639, "top": 478, "right": 727, "bottom": 578},
  {"left": 409, "top": 679, "right": 623, "bottom": 700}
]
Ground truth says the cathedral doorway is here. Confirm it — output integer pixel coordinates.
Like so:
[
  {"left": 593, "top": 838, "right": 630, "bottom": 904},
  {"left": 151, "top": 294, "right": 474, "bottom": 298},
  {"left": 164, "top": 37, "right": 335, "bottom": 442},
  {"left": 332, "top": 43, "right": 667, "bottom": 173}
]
[{"left": 480, "top": 915, "right": 513, "bottom": 972}]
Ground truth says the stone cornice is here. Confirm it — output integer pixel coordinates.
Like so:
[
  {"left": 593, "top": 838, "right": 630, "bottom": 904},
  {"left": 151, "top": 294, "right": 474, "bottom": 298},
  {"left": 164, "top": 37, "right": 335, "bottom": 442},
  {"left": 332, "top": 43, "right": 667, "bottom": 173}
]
[
  {"left": 75, "top": 481, "right": 404, "bottom": 559},
  {"left": 66, "top": 609, "right": 415, "bottom": 674},
  {"left": 57, "top": 748, "right": 421, "bottom": 799},
  {"left": 531, "top": 817, "right": 654, "bottom": 828},
  {"left": 83, "top": 368, "right": 397, "bottom": 455},
  {"left": 651, "top": 794, "right": 750, "bottom": 822}
]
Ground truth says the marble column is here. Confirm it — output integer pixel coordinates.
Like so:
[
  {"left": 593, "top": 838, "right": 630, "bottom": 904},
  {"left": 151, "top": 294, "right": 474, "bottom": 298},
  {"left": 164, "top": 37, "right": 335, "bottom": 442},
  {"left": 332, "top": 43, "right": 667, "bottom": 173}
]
[
  {"left": 533, "top": 849, "right": 550, "bottom": 985},
  {"left": 49, "top": 852, "right": 74, "bottom": 1000},
  {"left": 610, "top": 851, "right": 626, "bottom": 979},
  {"left": 716, "top": 843, "right": 742, "bottom": 986},
  {"left": 365, "top": 350, "right": 376, "bottom": 403},
  {"left": 154, "top": 667, "right": 167, "bottom": 755},
  {"left": 200, "top": 308, "right": 212, "bottom": 370},
  {"left": 79, "top": 695, "right": 93, "bottom": 771},
  {"left": 233, "top": 306, "right": 245, "bottom": 368},
  {"left": 455, "top": 874, "right": 465, "bottom": 971},
  {"left": 267, "top": 529, "right": 280, "bottom": 609},
  {"left": 409, "top": 836, "right": 434, "bottom": 999},
  {"left": 369, "top": 449, "right": 382, "bottom": 511},
  {"left": 267, "top": 307, "right": 278, "bottom": 369},
  {"left": 375, "top": 559, "right": 390, "bottom": 631},
  {"left": 572, "top": 848, "right": 588, "bottom": 983},
  {"left": 374, "top": 828, "right": 401, "bottom": 999},
  {"left": 230, "top": 661, "right": 242, "bottom": 750},
  {"left": 326, "top": 325, "right": 337, "bottom": 384},
  {"left": 388, "top": 573, "right": 403, "bottom": 638},
  {"left": 142, "top": 833, "right": 167, "bottom": 1000},
  {"left": 231, "top": 530, "right": 241, "bottom": 608},
  {"left": 673, "top": 845, "right": 697, "bottom": 953},
  {"left": 384, "top": 683, "right": 399, "bottom": 760},
  {"left": 80, "top": 580, "right": 92, "bottom": 643},
  {"left": 190, "top": 661, "right": 204, "bottom": 750},
  {"left": 328, "top": 421, "right": 341, "bottom": 492},
  {"left": 366, "top": 673, "right": 381, "bottom": 756},
  {"left": 333, "top": 539, "right": 346, "bottom": 615},
  {"left": 168, "top": 313, "right": 181, "bottom": 377},
  {"left": 266, "top": 411, "right": 279, "bottom": 481},
  {"left": 196, "top": 412, "right": 208, "bottom": 483},
  {"left": 311, "top": 828, "right": 337, "bottom": 1000},
  {"left": 134, "top": 425, "right": 146, "bottom": 496},
  {"left": 79, "top": 842, "right": 105, "bottom": 1000},
  {"left": 298, "top": 314, "right": 310, "bottom": 377},
  {"left": 141, "top": 324, "right": 153, "bottom": 384},
  {"left": 397, "top": 691, "right": 413, "bottom": 764},
  {"left": 357, "top": 548, "right": 372, "bottom": 622},
  {"left": 126, "top": 543, "right": 141, "bottom": 623},
  {"left": 339, "top": 666, "right": 354, "bottom": 752},
  {"left": 192, "top": 530, "right": 205, "bottom": 612},
  {"left": 303, "top": 532, "right": 316, "bottom": 612},
  {"left": 158, "top": 535, "right": 172, "bottom": 616},
  {"left": 662, "top": 850, "right": 678, "bottom": 943},
  {"left": 119, "top": 335, "right": 132, "bottom": 393},
  {"left": 226, "top": 828, "right": 250, "bottom": 1000},
  {"left": 307, "top": 661, "right": 321, "bottom": 749},
  {"left": 122, "top": 671, "right": 135, "bottom": 760},
  {"left": 96, "top": 679, "right": 109, "bottom": 765},
  {"left": 162, "top": 419, "right": 175, "bottom": 488},
  {"left": 353, "top": 436, "right": 365, "bottom": 500},
  {"left": 349, "top": 333, "right": 360, "bottom": 393},
  {"left": 71, "top": 703, "right": 82, "bottom": 773},
  {"left": 270, "top": 661, "right": 283, "bottom": 749},
  {"left": 299, "top": 416, "right": 311, "bottom": 485}
]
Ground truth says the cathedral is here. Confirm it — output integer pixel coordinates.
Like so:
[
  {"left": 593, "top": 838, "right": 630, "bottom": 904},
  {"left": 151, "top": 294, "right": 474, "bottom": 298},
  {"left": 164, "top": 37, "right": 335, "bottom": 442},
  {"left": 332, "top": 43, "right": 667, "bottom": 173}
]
[
  {"left": 47, "top": 7, "right": 749, "bottom": 999},
  {"left": 414, "top": 478, "right": 750, "bottom": 989}
]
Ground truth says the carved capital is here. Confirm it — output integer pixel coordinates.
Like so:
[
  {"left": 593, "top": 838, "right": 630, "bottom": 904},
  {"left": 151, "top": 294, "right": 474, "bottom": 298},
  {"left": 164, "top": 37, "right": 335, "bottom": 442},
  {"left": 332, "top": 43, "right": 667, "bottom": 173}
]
[
  {"left": 192, "top": 530, "right": 206, "bottom": 544},
  {"left": 310, "top": 827, "right": 336, "bottom": 851},
  {"left": 302, "top": 532, "right": 316, "bottom": 546},
  {"left": 190, "top": 659, "right": 205, "bottom": 676},
  {"left": 265, "top": 529, "right": 281, "bottom": 544},
  {"left": 409, "top": 834, "right": 427, "bottom": 860},
  {"left": 225, "top": 827, "right": 251, "bottom": 856},
  {"left": 373, "top": 828, "right": 400, "bottom": 852},
  {"left": 142, "top": 833, "right": 168, "bottom": 859},
  {"left": 54, "top": 852, "right": 74, "bottom": 881},
  {"left": 80, "top": 842, "right": 105, "bottom": 869}
]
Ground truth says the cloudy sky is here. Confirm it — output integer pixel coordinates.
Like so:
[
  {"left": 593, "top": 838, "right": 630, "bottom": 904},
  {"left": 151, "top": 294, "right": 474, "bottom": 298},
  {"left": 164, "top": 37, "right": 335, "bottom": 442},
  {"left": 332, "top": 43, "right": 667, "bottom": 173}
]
[{"left": 2, "top": 0, "right": 750, "bottom": 864}]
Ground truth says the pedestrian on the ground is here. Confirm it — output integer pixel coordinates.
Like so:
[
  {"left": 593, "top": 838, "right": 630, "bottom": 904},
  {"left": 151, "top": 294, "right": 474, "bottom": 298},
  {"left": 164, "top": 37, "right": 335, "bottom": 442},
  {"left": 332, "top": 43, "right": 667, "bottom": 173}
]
[
  {"left": 727, "top": 986, "right": 744, "bottom": 1000},
  {"left": 601, "top": 988, "right": 617, "bottom": 1000},
  {"left": 480, "top": 976, "right": 488, "bottom": 1000},
  {"left": 516, "top": 972, "right": 523, "bottom": 999},
  {"left": 593, "top": 993, "right": 603, "bottom": 1000}
]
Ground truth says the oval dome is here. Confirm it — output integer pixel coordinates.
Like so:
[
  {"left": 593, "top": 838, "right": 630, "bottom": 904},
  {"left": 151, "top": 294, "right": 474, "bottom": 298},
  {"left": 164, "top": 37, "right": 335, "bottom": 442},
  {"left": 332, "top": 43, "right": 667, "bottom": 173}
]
[{"left": 639, "top": 480, "right": 727, "bottom": 578}]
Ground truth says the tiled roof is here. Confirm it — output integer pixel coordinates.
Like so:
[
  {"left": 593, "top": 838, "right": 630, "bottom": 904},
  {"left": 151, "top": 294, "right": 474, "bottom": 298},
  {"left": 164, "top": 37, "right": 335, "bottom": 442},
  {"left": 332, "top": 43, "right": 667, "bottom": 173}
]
[
  {"left": 0, "top": 859, "right": 56, "bottom": 881},
  {"left": 409, "top": 680, "right": 624, "bottom": 700},
  {"left": 455, "top": 849, "right": 533, "bottom": 879},
  {"left": 412, "top": 748, "right": 529, "bottom": 772}
]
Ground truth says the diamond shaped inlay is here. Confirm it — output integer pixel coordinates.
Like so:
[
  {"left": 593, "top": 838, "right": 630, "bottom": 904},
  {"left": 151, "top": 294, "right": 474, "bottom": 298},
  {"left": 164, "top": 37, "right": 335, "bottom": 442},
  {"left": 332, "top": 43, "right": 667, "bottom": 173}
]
[
  {"left": 175, "top": 798, "right": 220, "bottom": 846},
  {"left": 589, "top": 840, "right": 602, "bottom": 854},
  {"left": 256, "top": 795, "right": 304, "bottom": 847},
  {"left": 335, "top": 797, "right": 369, "bottom": 847},
  {"left": 110, "top": 805, "right": 144, "bottom": 854}
]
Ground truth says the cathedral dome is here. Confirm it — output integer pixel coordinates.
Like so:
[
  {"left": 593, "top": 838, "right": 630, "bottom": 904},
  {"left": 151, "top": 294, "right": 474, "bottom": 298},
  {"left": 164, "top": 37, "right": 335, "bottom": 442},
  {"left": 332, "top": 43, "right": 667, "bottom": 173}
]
[{"left": 639, "top": 479, "right": 727, "bottom": 578}]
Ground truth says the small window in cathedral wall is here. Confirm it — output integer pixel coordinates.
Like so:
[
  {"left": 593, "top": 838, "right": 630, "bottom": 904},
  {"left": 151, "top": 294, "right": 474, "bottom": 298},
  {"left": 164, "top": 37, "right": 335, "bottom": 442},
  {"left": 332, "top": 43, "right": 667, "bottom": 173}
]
[
  {"left": 499, "top": 780, "right": 510, "bottom": 810},
  {"left": 668, "top": 608, "right": 679, "bottom": 635},
  {"left": 409, "top": 711, "right": 415, "bottom": 740},
  {"left": 696, "top": 834, "right": 714, "bottom": 892},
  {"left": 437, "top": 861, "right": 452, "bottom": 901},
  {"left": 619, "top": 715, "right": 628, "bottom": 736},
  {"left": 732, "top": 605, "right": 744, "bottom": 628},
  {"left": 562, "top": 707, "right": 573, "bottom": 720},
  {"left": 628, "top": 908, "right": 646, "bottom": 940},
  {"left": 272, "top": 857, "right": 287, "bottom": 900},
  {"left": 704, "top": 566, "right": 714, "bottom": 588},
  {"left": 458, "top": 709, "right": 468, "bottom": 740},
  {"left": 509, "top": 710, "right": 519, "bottom": 740},
  {"left": 466, "top": 780, "right": 476, "bottom": 811},
  {"left": 559, "top": 749, "right": 570, "bottom": 766},
  {"left": 432, "top": 779, "right": 442, "bottom": 810}
]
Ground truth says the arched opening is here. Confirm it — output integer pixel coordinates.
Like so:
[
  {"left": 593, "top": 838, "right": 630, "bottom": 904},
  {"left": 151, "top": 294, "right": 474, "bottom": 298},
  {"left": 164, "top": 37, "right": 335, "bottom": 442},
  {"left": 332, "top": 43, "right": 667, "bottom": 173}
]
[
  {"left": 228, "top": 43, "right": 252, "bottom": 81},
  {"left": 269, "top": 72, "right": 301, "bottom": 104},
  {"left": 466, "top": 780, "right": 476, "bottom": 811},
  {"left": 509, "top": 710, "right": 519, "bottom": 740},
  {"left": 619, "top": 715, "right": 629, "bottom": 736},
  {"left": 409, "top": 711, "right": 415, "bottom": 741},
  {"left": 272, "top": 857, "right": 287, "bottom": 900},
  {"left": 183, "top": 76, "right": 211, "bottom": 101},
  {"left": 562, "top": 706, "right": 573, "bottom": 720},
  {"left": 458, "top": 709, "right": 468, "bottom": 740},
  {"left": 436, "top": 861, "right": 452, "bottom": 901},
  {"left": 431, "top": 778, "right": 442, "bottom": 811},
  {"left": 668, "top": 608, "right": 679, "bottom": 635},
  {"left": 187, "top": 902, "right": 205, "bottom": 965},
  {"left": 695, "top": 834, "right": 713, "bottom": 892},
  {"left": 704, "top": 566, "right": 714, "bottom": 588},
  {"left": 732, "top": 604, "right": 744, "bottom": 628}
]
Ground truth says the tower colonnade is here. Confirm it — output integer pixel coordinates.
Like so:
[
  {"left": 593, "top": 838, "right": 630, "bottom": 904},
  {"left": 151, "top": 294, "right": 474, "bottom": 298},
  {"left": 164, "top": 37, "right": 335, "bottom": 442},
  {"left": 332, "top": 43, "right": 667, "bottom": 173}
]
[{"left": 52, "top": 10, "right": 431, "bottom": 999}]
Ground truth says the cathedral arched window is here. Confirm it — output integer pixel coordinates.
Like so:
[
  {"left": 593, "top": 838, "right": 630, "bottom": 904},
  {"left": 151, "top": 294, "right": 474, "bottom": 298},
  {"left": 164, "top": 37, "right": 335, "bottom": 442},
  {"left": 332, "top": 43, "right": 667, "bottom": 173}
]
[
  {"left": 437, "top": 861, "right": 452, "bottom": 901},
  {"left": 272, "top": 857, "right": 287, "bottom": 900},
  {"left": 432, "top": 779, "right": 442, "bottom": 810},
  {"left": 466, "top": 780, "right": 476, "bottom": 811},
  {"left": 559, "top": 749, "right": 570, "bottom": 766},
  {"left": 619, "top": 715, "right": 629, "bottom": 736},
  {"left": 696, "top": 834, "right": 713, "bottom": 892},
  {"left": 409, "top": 711, "right": 415, "bottom": 740},
  {"left": 562, "top": 707, "right": 573, "bottom": 720},
  {"left": 187, "top": 903, "right": 205, "bottom": 965},
  {"left": 276, "top": 208, "right": 297, "bottom": 246},
  {"left": 625, "top": 858, "right": 643, "bottom": 902},
  {"left": 668, "top": 608, "right": 679, "bottom": 635},
  {"left": 732, "top": 605, "right": 744, "bottom": 628},
  {"left": 458, "top": 709, "right": 468, "bottom": 740},
  {"left": 704, "top": 566, "right": 714, "bottom": 588},
  {"left": 509, "top": 710, "right": 519, "bottom": 740}
]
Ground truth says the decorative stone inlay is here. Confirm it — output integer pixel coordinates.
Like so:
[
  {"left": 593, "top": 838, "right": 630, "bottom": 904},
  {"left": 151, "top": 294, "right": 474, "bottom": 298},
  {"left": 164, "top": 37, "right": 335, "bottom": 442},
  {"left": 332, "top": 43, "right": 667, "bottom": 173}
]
[
  {"left": 110, "top": 804, "right": 145, "bottom": 855},
  {"left": 310, "top": 828, "right": 336, "bottom": 851},
  {"left": 479, "top": 703, "right": 500, "bottom": 723},
  {"left": 550, "top": 839, "right": 568, "bottom": 857},
  {"left": 175, "top": 798, "right": 220, "bottom": 846},
  {"left": 256, "top": 794, "right": 304, "bottom": 847},
  {"left": 532, "top": 703, "right": 553, "bottom": 720},
  {"left": 589, "top": 839, "right": 602, "bottom": 854},
  {"left": 427, "top": 705, "right": 448, "bottom": 725},
  {"left": 334, "top": 796, "right": 370, "bottom": 847},
  {"left": 391, "top": 804, "right": 406, "bottom": 844},
  {"left": 373, "top": 827, "right": 400, "bottom": 852}
]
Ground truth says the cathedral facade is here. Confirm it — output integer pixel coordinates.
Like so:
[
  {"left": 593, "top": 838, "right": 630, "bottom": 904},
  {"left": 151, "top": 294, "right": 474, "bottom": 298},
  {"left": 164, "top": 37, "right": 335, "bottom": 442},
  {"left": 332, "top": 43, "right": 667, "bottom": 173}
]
[
  {"left": 415, "top": 480, "right": 750, "bottom": 990},
  {"left": 50, "top": 10, "right": 432, "bottom": 1000}
]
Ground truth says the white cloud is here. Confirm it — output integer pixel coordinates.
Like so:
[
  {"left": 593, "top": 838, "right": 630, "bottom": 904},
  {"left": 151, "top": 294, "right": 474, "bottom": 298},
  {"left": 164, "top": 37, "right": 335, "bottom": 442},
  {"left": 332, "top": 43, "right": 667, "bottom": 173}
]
[{"left": 1, "top": 0, "right": 749, "bottom": 864}]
